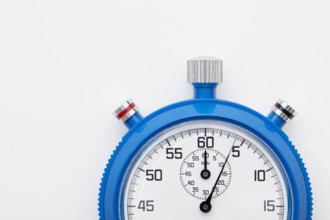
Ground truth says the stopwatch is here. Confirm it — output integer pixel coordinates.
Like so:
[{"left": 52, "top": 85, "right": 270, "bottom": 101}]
[{"left": 98, "top": 57, "right": 312, "bottom": 220}]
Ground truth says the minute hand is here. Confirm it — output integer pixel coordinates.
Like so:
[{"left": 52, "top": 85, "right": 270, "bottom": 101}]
[{"left": 200, "top": 146, "right": 234, "bottom": 213}]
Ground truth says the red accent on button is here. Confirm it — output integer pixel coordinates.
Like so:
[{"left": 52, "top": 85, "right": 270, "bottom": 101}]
[{"left": 116, "top": 103, "right": 136, "bottom": 120}]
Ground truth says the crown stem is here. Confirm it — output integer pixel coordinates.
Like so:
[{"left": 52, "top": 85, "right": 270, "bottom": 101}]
[{"left": 193, "top": 83, "right": 217, "bottom": 99}]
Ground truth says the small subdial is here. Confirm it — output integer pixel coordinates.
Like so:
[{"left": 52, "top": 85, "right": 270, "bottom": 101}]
[{"left": 180, "top": 148, "right": 232, "bottom": 200}]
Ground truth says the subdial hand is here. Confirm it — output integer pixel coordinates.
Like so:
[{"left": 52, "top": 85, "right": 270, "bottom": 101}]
[
  {"left": 201, "top": 149, "right": 211, "bottom": 179},
  {"left": 200, "top": 146, "right": 233, "bottom": 213}
]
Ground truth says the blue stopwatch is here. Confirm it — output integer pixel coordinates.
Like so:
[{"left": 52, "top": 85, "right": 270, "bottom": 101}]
[{"left": 98, "top": 57, "right": 313, "bottom": 220}]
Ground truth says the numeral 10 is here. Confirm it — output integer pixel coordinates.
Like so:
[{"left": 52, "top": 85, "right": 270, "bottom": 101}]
[{"left": 254, "top": 170, "right": 266, "bottom": 181}]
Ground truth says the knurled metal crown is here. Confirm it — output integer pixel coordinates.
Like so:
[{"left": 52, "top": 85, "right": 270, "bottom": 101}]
[{"left": 187, "top": 56, "right": 223, "bottom": 84}]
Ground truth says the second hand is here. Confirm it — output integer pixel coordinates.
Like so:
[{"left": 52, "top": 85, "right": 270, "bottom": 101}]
[{"left": 200, "top": 145, "right": 234, "bottom": 213}]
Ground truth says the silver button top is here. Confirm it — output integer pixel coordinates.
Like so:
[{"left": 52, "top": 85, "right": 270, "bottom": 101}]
[
  {"left": 187, "top": 56, "right": 223, "bottom": 84},
  {"left": 271, "top": 99, "right": 297, "bottom": 122},
  {"left": 113, "top": 99, "right": 139, "bottom": 123}
]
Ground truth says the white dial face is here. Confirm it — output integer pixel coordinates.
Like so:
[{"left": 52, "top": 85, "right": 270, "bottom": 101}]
[{"left": 122, "top": 121, "right": 290, "bottom": 220}]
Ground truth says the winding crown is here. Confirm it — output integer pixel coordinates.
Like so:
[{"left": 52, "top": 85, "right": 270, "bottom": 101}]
[{"left": 187, "top": 56, "right": 223, "bottom": 84}]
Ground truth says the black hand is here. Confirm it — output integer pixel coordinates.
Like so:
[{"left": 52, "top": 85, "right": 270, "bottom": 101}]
[
  {"left": 204, "top": 149, "right": 207, "bottom": 170},
  {"left": 201, "top": 149, "right": 211, "bottom": 179},
  {"left": 200, "top": 146, "right": 233, "bottom": 213}
]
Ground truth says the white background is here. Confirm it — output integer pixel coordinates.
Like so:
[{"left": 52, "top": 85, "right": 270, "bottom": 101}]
[{"left": 0, "top": 0, "right": 329, "bottom": 219}]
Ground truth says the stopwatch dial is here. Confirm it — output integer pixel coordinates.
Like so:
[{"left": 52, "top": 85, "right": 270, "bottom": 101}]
[
  {"left": 180, "top": 149, "right": 231, "bottom": 199},
  {"left": 123, "top": 122, "right": 289, "bottom": 220}
]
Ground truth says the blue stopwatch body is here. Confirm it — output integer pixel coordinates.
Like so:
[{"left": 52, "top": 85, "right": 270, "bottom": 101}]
[{"left": 98, "top": 57, "right": 312, "bottom": 220}]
